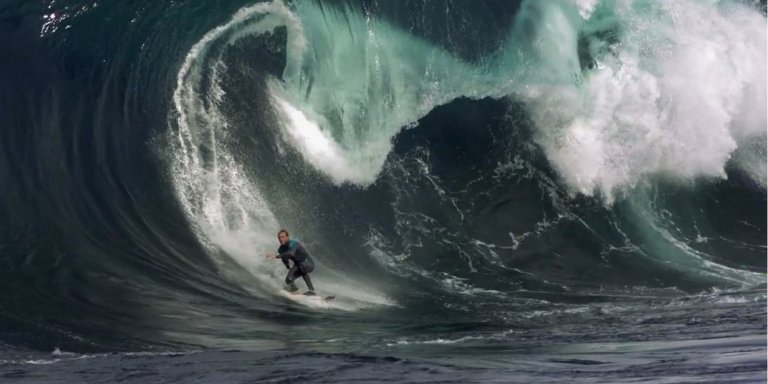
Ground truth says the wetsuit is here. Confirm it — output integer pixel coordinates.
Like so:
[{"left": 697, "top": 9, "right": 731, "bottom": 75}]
[{"left": 276, "top": 239, "right": 315, "bottom": 292}]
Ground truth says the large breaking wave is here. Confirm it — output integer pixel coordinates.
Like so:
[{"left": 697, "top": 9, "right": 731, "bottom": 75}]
[
  {"left": 168, "top": 0, "right": 765, "bottom": 309},
  {"left": 1, "top": 0, "right": 762, "bottom": 355}
]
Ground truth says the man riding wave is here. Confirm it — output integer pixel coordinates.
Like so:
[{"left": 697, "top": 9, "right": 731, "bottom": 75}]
[{"left": 267, "top": 229, "right": 316, "bottom": 296}]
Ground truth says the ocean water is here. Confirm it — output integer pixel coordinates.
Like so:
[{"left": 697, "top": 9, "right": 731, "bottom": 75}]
[{"left": 0, "top": 0, "right": 765, "bottom": 383}]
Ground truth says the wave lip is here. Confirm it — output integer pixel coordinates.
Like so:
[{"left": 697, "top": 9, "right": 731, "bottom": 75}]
[{"left": 257, "top": 0, "right": 767, "bottom": 203}]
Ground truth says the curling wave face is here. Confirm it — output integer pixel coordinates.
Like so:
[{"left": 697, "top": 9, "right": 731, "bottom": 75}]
[{"left": 169, "top": 0, "right": 765, "bottom": 305}]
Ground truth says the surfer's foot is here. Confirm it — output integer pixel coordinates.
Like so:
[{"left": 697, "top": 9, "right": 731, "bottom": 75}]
[{"left": 303, "top": 291, "right": 316, "bottom": 296}]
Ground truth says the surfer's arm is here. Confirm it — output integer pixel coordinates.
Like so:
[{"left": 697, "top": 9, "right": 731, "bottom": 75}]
[
  {"left": 277, "top": 244, "right": 298, "bottom": 259},
  {"left": 277, "top": 246, "right": 297, "bottom": 268},
  {"left": 264, "top": 251, "right": 290, "bottom": 267}
]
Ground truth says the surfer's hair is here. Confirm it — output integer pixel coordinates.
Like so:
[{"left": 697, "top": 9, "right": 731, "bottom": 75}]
[{"left": 277, "top": 229, "right": 290, "bottom": 238}]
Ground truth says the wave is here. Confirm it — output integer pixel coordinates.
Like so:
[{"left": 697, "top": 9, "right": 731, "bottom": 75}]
[
  {"left": 169, "top": 0, "right": 395, "bottom": 308},
  {"left": 0, "top": 0, "right": 764, "bottom": 355},
  {"left": 255, "top": 0, "right": 764, "bottom": 200},
  {"left": 167, "top": 0, "right": 765, "bottom": 301}
]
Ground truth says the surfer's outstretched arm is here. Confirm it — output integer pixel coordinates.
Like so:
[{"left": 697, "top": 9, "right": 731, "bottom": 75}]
[{"left": 264, "top": 251, "right": 291, "bottom": 269}]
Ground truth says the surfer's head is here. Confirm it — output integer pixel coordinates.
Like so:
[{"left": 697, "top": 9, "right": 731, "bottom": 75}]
[{"left": 277, "top": 229, "right": 290, "bottom": 245}]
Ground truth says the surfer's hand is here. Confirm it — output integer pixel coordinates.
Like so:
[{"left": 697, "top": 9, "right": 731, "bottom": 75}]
[{"left": 264, "top": 252, "right": 276, "bottom": 258}]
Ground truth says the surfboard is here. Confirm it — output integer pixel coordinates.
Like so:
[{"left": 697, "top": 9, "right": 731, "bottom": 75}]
[
  {"left": 300, "top": 293, "right": 335, "bottom": 301},
  {"left": 284, "top": 291, "right": 335, "bottom": 302}
]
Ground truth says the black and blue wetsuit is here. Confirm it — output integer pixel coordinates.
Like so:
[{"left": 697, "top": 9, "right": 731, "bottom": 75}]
[{"left": 277, "top": 239, "right": 315, "bottom": 292}]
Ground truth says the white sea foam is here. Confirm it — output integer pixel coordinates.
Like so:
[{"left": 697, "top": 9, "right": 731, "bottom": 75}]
[
  {"left": 270, "top": 94, "right": 367, "bottom": 184},
  {"left": 386, "top": 330, "right": 515, "bottom": 347},
  {"left": 525, "top": 1, "right": 766, "bottom": 201}
]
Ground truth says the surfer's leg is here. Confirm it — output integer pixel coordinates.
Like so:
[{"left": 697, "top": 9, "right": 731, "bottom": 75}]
[
  {"left": 285, "top": 265, "right": 300, "bottom": 292},
  {"left": 298, "top": 260, "right": 315, "bottom": 292},
  {"left": 301, "top": 273, "right": 315, "bottom": 292}
]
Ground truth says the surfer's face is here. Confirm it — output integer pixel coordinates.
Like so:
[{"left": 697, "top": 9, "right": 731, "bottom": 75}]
[{"left": 278, "top": 232, "right": 289, "bottom": 245}]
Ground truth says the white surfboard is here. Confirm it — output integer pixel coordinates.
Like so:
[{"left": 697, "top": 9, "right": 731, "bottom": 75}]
[{"left": 279, "top": 290, "right": 336, "bottom": 307}]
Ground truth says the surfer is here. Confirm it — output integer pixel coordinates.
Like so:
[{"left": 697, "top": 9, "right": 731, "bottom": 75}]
[{"left": 266, "top": 229, "right": 316, "bottom": 296}]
